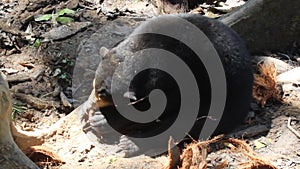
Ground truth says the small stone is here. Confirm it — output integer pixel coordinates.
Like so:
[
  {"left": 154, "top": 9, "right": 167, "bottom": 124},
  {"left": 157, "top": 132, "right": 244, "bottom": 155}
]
[
  {"left": 277, "top": 67, "right": 300, "bottom": 84},
  {"left": 281, "top": 83, "right": 294, "bottom": 93}
]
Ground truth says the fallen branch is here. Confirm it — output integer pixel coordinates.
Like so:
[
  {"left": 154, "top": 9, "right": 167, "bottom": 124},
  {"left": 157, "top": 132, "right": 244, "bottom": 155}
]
[{"left": 287, "top": 117, "right": 300, "bottom": 139}]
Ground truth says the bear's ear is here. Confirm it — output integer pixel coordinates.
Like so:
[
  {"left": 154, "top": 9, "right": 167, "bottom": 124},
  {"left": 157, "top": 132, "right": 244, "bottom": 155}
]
[{"left": 100, "top": 46, "right": 109, "bottom": 58}]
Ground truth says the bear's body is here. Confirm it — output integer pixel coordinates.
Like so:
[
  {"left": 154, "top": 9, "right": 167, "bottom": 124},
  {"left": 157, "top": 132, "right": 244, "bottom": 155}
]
[{"left": 84, "top": 14, "right": 253, "bottom": 157}]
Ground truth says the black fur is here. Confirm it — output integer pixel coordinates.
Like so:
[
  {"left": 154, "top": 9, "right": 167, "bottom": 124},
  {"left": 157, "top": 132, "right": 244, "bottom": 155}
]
[{"left": 91, "top": 14, "right": 253, "bottom": 156}]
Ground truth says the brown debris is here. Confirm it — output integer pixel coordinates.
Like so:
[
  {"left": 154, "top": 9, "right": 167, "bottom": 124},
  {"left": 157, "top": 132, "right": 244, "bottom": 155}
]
[
  {"left": 24, "top": 145, "right": 65, "bottom": 167},
  {"left": 19, "top": 62, "right": 35, "bottom": 69},
  {"left": 228, "top": 139, "right": 277, "bottom": 169},
  {"left": 167, "top": 135, "right": 277, "bottom": 169},
  {"left": 13, "top": 92, "right": 57, "bottom": 110},
  {"left": 6, "top": 72, "right": 31, "bottom": 83},
  {"left": 179, "top": 135, "right": 223, "bottom": 169},
  {"left": 253, "top": 62, "right": 282, "bottom": 107},
  {"left": 5, "top": 65, "right": 45, "bottom": 82},
  {"left": 154, "top": 0, "right": 188, "bottom": 14}
]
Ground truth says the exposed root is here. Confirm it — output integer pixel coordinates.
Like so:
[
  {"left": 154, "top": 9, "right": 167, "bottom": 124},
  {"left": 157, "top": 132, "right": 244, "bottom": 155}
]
[
  {"left": 0, "top": 72, "right": 39, "bottom": 168},
  {"left": 24, "top": 145, "right": 65, "bottom": 168},
  {"left": 11, "top": 106, "right": 80, "bottom": 150},
  {"left": 0, "top": 72, "right": 83, "bottom": 168}
]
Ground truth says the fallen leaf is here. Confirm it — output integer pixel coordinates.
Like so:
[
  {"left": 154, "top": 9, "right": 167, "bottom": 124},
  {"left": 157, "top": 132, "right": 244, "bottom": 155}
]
[
  {"left": 253, "top": 140, "right": 266, "bottom": 149},
  {"left": 35, "top": 14, "right": 52, "bottom": 21},
  {"left": 19, "top": 62, "right": 35, "bottom": 69},
  {"left": 57, "top": 8, "right": 76, "bottom": 16},
  {"left": 56, "top": 16, "right": 74, "bottom": 25}
]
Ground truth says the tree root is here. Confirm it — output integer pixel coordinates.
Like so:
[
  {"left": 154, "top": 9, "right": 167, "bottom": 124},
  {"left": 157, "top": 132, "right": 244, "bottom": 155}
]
[
  {"left": 0, "top": 72, "right": 82, "bottom": 168},
  {"left": 0, "top": 72, "right": 39, "bottom": 168}
]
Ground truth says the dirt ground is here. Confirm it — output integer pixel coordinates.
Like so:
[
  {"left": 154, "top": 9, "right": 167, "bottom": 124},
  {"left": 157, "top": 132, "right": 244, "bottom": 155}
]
[{"left": 0, "top": 0, "right": 299, "bottom": 168}]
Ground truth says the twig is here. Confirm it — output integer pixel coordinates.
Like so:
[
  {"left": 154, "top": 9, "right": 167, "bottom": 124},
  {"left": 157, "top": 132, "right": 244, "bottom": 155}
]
[
  {"left": 287, "top": 117, "right": 300, "bottom": 139},
  {"left": 127, "top": 96, "right": 147, "bottom": 105}
]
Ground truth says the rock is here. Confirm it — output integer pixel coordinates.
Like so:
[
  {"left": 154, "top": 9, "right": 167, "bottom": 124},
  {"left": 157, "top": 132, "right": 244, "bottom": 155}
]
[
  {"left": 256, "top": 56, "right": 293, "bottom": 75},
  {"left": 41, "top": 22, "right": 91, "bottom": 42},
  {"left": 73, "top": 18, "right": 143, "bottom": 107},
  {"left": 277, "top": 67, "right": 300, "bottom": 84}
]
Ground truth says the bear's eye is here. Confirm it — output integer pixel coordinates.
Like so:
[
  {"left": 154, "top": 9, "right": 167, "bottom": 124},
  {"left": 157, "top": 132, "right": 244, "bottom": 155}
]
[{"left": 97, "top": 86, "right": 110, "bottom": 98}]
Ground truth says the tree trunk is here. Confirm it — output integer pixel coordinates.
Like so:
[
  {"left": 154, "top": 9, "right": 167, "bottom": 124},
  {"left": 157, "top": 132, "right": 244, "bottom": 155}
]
[
  {"left": 156, "top": 0, "right": 300, "bottom": 54},
  {"left": 219, "top": 0, "right": 300, "bottom": 54},
  {"left": 0, "top": 73, "right": 39, "bottom": 169}
]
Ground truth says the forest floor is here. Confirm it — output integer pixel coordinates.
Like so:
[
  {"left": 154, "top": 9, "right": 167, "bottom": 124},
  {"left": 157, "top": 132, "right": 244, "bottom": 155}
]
[{"left": 0, "top": 0, "right": 299, "bottom": 168}]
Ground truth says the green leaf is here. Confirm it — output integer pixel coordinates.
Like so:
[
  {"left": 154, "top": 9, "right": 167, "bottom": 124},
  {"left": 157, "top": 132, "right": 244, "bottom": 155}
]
[
  {"left": 35, "top": 14, "right": 52, "bottom": 21},
  {"left": 254, "top": 140, "right": 266, "bottom": 149},
  {"left": 53, "top": 68, "right": 62, "bottom": 77},
  {"left": 109, "top": 158, "right": 117, "bottom": 164},
  {"left": 266, "top": 138, "right": 273, "bottom": 143},
  {"left": 33, "top": 38, "right": 41, "bottom": 47},
  {"left": 56, "top": 16, "right": 74, "bottom": 25},
  {"left": 12, "top": 103, "right": 27, "bottom": 120},
  {"left": 57, "top": 8, "right": 76, "bottom": 16},
  {"left": 62, "top": 58, "right": 68, "bottom": 64},
  {"left": 60, "top": 73, "right": 67, "bottom": 79},
  {"left": 68, "top": 61, "right": 75, "bottom": 66}
]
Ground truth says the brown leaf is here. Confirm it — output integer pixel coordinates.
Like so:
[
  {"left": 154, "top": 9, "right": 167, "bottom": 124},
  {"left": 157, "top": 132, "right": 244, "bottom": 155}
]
[{"left": 19, "top": 62, "right": 35, "bottom": 69}]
